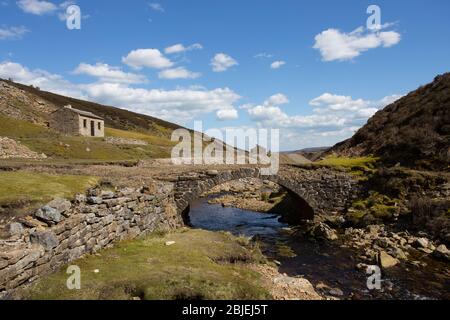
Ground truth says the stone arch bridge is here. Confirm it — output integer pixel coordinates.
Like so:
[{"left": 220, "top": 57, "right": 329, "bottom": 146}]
[{"left": 172, "top": 166, "right": 359, "bottom": 223}]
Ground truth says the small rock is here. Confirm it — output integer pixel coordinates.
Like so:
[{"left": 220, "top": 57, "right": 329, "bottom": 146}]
[
  {"left": 93, "top": 269, "right": 100, "bottom": 273},
  {"left": 390, "top": 247, "right": 408, "bottom": 261},
  {"left": 378, "top": 251, "right": 399, "bottom": 269},
  {"left": 165, "top": 241, "right": 176, "bottom": 246},
  {"left": 19, "top": 216, "right": 47, "bottom": 228},
  {"left": 206, "top": 170, "right": 219, "bottom": 176},
  {"left": 75, "top": 194, "right": 87, "bottom": 203},
  {"left": 6, "top": 222, "right": 24, "bottom": 237},
  {"left": 47, "top": 198, "right": 71, "bottom": 214},
  {"left": 356, "top": 263, "right": 369, "bottom": 271},
  {"left": 87, "top": 196, "right": 103, "bottom": 205},
  {"left": 418, "top": 247, "right": 433, "bottom": 254},
  {"left": 414, "top": 238, "right": 430, "bottom": 249},
  {"left": 35, "top": 206, "right": 63, "bottom": 224},
  {"left": 366, "top": 225, "right": 381, "bottom": 235},
  {"left": 328, "top": 288, "right": 344, "bottom": 297},
  {"left": 30, "top": 231, "right": 59, "bottom": 250},
  {"left": 310, "top": 222, "right": 338, "bottom": 241},
  {"left": 433, "top": 245, "right": 450, "bottom": 261},
  {"left": 375, "top": 237, "right": 392, "bottom": 249},
  {"left": 101, "top": 191, "right": 115, "bottom": 199}
]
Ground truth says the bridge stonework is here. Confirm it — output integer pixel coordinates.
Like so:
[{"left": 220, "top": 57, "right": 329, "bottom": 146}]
[
  {"left": 0, "top": 165, "right": 359, "bottom": 295},
  {"left": 173, "top": 166, "right": 360, "bottom": 220}
]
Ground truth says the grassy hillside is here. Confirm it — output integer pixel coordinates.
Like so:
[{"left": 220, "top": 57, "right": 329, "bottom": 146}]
[
  {"left": 330, "top": 73, "right": 450, "bottom": 170},
  {"left": 4, "top": 79, "right": 183, "bottom": 139},
  {"left": 0, "top": 115, "right": 175, "bottom": 160}
]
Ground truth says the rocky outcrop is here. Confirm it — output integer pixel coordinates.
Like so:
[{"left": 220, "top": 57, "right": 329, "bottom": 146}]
[
  {"left": 0, "top": 181, "right": 182, "bottom": 295},
  {"left": 0, "top": 137, "right": 47, "bottom": 159},
  {"left": 0, "top": 81, "right": 56, "bottom": 125}
]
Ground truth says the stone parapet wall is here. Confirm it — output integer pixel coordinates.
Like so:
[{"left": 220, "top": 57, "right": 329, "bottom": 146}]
[
  {"left": 275, "top": 166, "right": 361, "bottom": 215},
  {"left": 174, "top": 167, "right": 360, "bottom": 218}
]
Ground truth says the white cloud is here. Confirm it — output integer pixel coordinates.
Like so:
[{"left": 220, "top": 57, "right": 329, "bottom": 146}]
[
  {"left": 0, "top": 26, "right": 29, "bottom": 40},
  {"left": 17, "top": 0, "right": 57, "bottom": 15},
  {"left": 313, "top": 25, "right": 401, "bottom": 61},
  {"left": 164, "top": 43, "right": 203, "bottom": 54},
  {"left": 310, "top": 93, "right": 402, "bottom": 117},
  {"left": 149, "top": 2, "right": 164, "bottom": 12},
  {"left": 246, "top": 91, "right": 402, "bottom": 149},
  {"left": 211, "top": 53, "right": 238, "bottom": 72},
  {"left": 216, "top": 108, "right": 238, "bottom": 121},
  {"left": 264, "top": 93, "right": 289, "bottom": 106},
  {"left": 248, "top": 105, "right": 287, "bottom": 121},
  {"left": 158, "top": 67, "right": 201, "bottom": 80},
  {"left": 0, "top": 61, "right": 86, "bottom": 98},
  {"left": 239, "top": 103, "right": 255, "bottom": 110},
  {"left": 83, "top": 83, "right": 241, "bottom": 123},
  {"left": 0, "top": 61, "right": 242, "bottom": 125},
  {"left": 72, "top": 62, "right": 147, "bottom": 84},
  {"left": 248, "top": 94, "right": 289, "bottom": 121},
  {"left": 122, "top": 49, "right": 173, "bottom": 69},
  {"left": 270, "top": 60, "right": 286, "bottom": 69}
]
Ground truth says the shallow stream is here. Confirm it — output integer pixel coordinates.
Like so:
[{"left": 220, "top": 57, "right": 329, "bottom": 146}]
[{"left": 190, "top": 196, "right": 450, "bottom": 300}]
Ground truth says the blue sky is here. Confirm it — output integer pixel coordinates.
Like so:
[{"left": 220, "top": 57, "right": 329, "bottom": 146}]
[{"left": 0, "top": 0, "right": 449, "bottom": 150}]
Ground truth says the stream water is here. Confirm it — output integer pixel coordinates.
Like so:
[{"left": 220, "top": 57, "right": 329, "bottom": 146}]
[{"left": 189, "top": 196, "right": 450, "bottom": 300}]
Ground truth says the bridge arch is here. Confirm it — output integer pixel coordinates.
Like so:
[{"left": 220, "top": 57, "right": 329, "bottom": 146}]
[{"left": 173, "top": 167, "right": 358, "bottom": 225}]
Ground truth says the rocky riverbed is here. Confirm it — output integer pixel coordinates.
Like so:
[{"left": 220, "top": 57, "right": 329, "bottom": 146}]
[{"left": 195, "top": 178, "right": 450, "bottom": 300}]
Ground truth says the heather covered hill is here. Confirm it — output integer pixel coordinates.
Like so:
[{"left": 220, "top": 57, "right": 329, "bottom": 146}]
[{"left": 330, "top": 73, "right": 450, "bottom": 169}]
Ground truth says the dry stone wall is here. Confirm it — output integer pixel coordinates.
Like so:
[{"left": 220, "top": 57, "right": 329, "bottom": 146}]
[{"left": 0, "top": 181, "right": 182, "bottom": 295}]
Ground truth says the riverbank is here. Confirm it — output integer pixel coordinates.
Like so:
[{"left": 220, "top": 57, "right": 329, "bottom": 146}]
[
  {"left": 197, "top": 178, "right": 450, "bottom": 300},
  {"left": 14, "top": 228, "right": 321, "bottom": 300}
]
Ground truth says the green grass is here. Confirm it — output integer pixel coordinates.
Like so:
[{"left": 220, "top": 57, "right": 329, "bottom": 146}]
[
  {"left": 105, "top": 127, "right": 176, "bottom": 147},
  {"left": 346, "top": 192, "right": 401, "bottom": 225},
  {"left": 20, "top": 136, "right": 172, "bottom": 160},
  {"left": 0, "top": 171, "right": 98, "bottom": 206},
  {"left": 0, "top": 115, "right": 52, "bottom": 138},
  {"left": 316, "top": 156, "right": 379, "bottom": 169},
  {"left": 315, "top": 156, "right": 379, "bottom": 176},
  {"left": 20, "top": 229, "right": 271, "bottom": 300}
]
